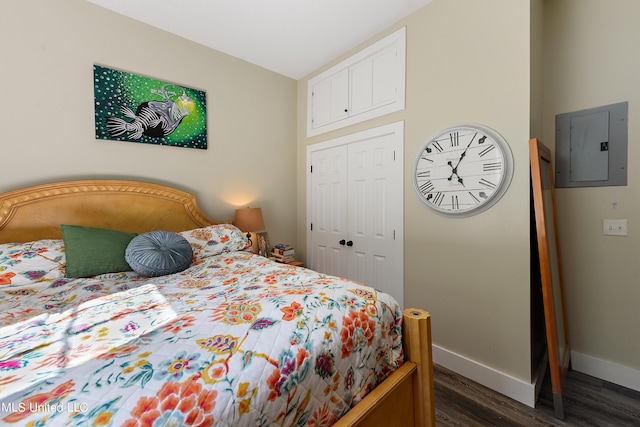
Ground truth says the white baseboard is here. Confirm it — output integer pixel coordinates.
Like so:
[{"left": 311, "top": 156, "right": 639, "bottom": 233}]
[
  {"left": 432, "top": 345, "right": 640, "bottom": 408},
  {"left": 571, "top": 351, "right": 640, "bottom": 393},
  {"left": 432, "top": 344, "right": 539, "bottom": 408}
]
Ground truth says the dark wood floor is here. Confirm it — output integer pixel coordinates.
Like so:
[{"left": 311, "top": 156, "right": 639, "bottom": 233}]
[{"left": 434, "top": 364, "right": 640, "bottom": 426}]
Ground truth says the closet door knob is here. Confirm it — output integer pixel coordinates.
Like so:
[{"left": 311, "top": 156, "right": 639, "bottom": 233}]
[
  {"left": 346, "top": 240, "right": 353, "bottom": 247},
  {"left": 339, "top": 239, "right": 346, "bottom": 246}
]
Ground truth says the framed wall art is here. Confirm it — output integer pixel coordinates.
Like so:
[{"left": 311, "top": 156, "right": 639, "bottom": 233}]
[
  {"left": 93, "top": 65, "right": 207, "bottom": 149},
  {"left": 256, "top": 231, "right": 270, "bottom": 258}
]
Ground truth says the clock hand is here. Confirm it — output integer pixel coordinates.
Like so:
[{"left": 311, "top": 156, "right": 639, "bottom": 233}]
[
  {"left": 447, "top": 161, "right": 465, "bottom": 186},
  {"left": 447, "top": 161, "right": 457, "bottom": 181},
  {"left": 448, "top": 133, "right": 480, "bottom": 185},
  {"left": 453, "top": 133, "right": 478, "bottom": 169}
]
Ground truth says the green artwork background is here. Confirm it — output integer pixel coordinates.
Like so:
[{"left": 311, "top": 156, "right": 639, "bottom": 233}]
[{"left": 94, "top": 65, "right": 207, "bottom": 149}]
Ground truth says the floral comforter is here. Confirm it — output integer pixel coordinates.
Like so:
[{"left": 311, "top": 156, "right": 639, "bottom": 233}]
[{"left": 0, "top": 229, "right": 403, "bottom": 426}]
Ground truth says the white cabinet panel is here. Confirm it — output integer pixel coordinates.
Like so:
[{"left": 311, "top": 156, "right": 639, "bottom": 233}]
[
  {"left": 310, "top": 69, "right": 349, "bottom": 129},
  {"left": 350, "top": 44, "right": 399, "bottom": 116},
  {"left": 307, "top": 27, "right": 406, "bottom": 137},
  {"left": 371, "top": 47, "right": 398, "bottom": 108},
  {"left": 350, "top": 58, "right": 374, "bottom": 116}
]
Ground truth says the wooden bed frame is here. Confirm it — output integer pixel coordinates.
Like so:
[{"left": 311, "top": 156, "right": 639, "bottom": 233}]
[{"left": 0, "top": 179, "right": 435, "bottom": 427}]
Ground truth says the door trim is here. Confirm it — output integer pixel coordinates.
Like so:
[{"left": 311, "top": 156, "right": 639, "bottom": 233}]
[{"left": 306, "top": 121, "right": 404, "bottom": 305}]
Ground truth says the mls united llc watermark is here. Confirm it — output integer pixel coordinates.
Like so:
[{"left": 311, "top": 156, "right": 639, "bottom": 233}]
[{"left": 1, "top": 401, "right": 89, "bottom": 414}]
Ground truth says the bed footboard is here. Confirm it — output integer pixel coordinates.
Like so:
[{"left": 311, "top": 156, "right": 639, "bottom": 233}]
[{"left": 334, "top": 308, "right": 435, "bottom": 427}]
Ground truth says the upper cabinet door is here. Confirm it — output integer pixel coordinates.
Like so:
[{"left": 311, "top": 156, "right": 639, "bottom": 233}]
[
  {"left": 307, "top": 27, "right": 406, "bottom": 137},
  {"left": 350, "top": 43, "right": 399, "bottom": 117},
  {"left": 310, "top": 69, "right": 349, "bottom": 129}
]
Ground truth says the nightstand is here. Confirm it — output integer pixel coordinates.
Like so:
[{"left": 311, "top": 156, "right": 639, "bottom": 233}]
[{"left": 286, "top": 260, "right": 304, "bottom": 268}]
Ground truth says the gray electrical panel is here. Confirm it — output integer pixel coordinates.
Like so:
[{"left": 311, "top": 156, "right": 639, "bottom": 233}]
[{"left": 555, "top": 102, "right": 627, "bottom": 188}]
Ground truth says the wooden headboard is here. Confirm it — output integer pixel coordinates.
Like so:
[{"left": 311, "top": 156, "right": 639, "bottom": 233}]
[{"left": 0, "top": 180, "right": 218, "bottom": 244}]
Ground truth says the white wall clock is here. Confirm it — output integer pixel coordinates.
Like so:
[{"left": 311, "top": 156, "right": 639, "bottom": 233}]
[{"left": 412, "top": 123, "right": 514, "bottom": 217}]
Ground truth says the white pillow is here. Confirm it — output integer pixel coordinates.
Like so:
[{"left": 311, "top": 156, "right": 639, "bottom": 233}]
[{"left": 177, "top": 224, "right": 251, "bottom": 261}]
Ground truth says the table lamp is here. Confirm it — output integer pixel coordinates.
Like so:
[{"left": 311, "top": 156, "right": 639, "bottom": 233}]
[{"left": 234, "top": 207, "right": 265, "bottom": 246}]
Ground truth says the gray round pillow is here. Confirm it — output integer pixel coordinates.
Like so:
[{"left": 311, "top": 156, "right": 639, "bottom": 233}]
[{"left": 125, "top": 231, "right": 193, "bottom": 277}]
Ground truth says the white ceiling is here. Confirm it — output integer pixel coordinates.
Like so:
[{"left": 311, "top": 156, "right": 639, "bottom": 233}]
[{"left": 86, "top": 0, "right": 432, "bottom": 80}]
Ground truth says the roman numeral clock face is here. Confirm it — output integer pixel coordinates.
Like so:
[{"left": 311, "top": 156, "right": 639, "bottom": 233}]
[{"left": 413, "top": 124, "right": 514, "bottom": 217}]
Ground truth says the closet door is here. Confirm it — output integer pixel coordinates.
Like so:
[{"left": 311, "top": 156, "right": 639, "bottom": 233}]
[
  {"left": 346, "top": 135, "right": 402, "bottom": 300},
  {"left": 308, "top": 122, "right": 404, "bottom": 306},
  {"left": 309, "top": 145, "right": 349, "bottom": 278}
]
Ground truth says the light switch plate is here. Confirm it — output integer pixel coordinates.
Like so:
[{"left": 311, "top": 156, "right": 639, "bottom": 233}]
[{"left": 603, "top": 219, "right": 628, "bottom": 236}]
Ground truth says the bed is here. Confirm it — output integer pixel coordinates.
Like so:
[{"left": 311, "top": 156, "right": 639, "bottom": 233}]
[{"left": 0, "top": 179, "right": 435, "bottom": 427}]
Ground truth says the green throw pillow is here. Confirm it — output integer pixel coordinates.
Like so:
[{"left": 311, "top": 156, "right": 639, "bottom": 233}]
[{"left": 61, "top": 224, "right": 137, "bottom": 278}]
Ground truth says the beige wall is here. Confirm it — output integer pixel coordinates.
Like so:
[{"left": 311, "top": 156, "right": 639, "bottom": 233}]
[
  {"left": 543, "top": 0, "right": 640, "bottom": 376},
  {"left": 298, "top": 0, "right": 534, "bottom": 384},
  {"left": 0, "top": 0, "right": 298, "bottom": 247}
]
